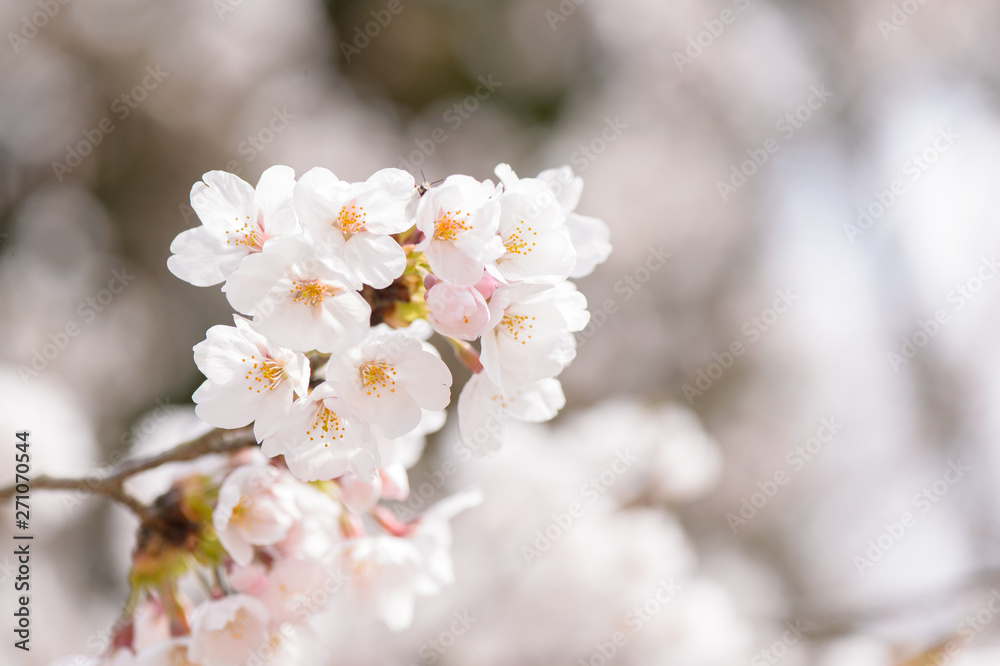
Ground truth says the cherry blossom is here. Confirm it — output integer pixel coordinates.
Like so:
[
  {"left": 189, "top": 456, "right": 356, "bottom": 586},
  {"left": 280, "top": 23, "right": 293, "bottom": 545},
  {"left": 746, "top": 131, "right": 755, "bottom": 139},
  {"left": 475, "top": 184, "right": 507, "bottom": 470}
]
[
  {"left": 294, "top": 167, "right": 416, "bottom": 289},
  {"left": 326, "top": 326, "right": 452, "bottom": 438},
  {"left": 187, "top": 595, "right": 270, "bottom": 666},
  {"left": 191, "top": 316, "right": 309, "bottom": 440},
  {"left": 48, "top": 159, "right": 610, "bottom": 666},
  {"left": 168, "top": 166, "right": 299, "bottom": 287},
  {"left": 424, "top": 271, "right": 499, "bottom": 341},
  {"left": 229, "top": 556, "right": 328, "bottom": 626},
  {"left": 496, "top": 162, "right": 611, "bottom": 279},
  {"left": 492, "top": 164, "right": 575, "bottom": 283},
  {"left": 261, "top": 382, "right": 379, "bottom": 482},
  {"left": 212, "top": 464, "right": 300, "bottom": 566},
  {"left": 479, "top": 281, "right": 590, "bottom": 394},
  {"left": 535, "top": 165, "right": 612, "bottom": 278},
  {"left": 223, "top": 237, "right": 371, "bottom": 353},
  {"left": 457, "top": 373, "right": 566, "bottom": 455},
  {"left": 415, "top": 174, "right": 504, "bottom": 287},
  {"left": 337, "top": 490, "right": 481, "bottom": 631}
]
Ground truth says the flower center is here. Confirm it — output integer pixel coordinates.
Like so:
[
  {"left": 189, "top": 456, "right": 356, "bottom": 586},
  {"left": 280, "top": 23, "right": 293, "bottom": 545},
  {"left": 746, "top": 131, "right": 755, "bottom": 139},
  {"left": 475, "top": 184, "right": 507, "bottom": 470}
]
[
  {"left": 360, "top": 361, "right": 396, "bottom": 398},
  {"left": 503, "top": 219, "right": 536, "bottom": 256},
  {"left": 225, "top": 608, "right": 249, "bottom": 640},
  {"left": 224, "top": 215, "right": 265, "bottom": 251},
  {"left": 291, "top": 280, "right": 338, "bottom": 306},
  {"left": 305, "top": 407, "right": 346, "bottom": 448},
  {"left": 433, "top": 210, "right": 470, "bottom": 241},
  {"left": 500, "top": 313, "right": 534, "bottom": 343},
  {"left": 337, "top": 203, "right": 366, "bottom": 237},
  {"left": 231, "top": 499, "right": 251, "bottom": 525},
  {"left": 242, "top": 355, "right": 285, "bottom": 394}
]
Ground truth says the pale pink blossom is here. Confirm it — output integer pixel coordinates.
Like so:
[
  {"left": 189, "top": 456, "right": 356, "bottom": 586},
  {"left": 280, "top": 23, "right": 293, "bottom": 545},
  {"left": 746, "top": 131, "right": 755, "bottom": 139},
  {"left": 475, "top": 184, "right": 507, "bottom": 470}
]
[
  {"left": 223, "top": 237, "right": 371, "bottom": 353},
  {"left": 188, "top": 595, "right": 270, "bottom": 666},
  {"left": 213, "top": 464, "right": 300, "bottom": 566},
  {"left": 294, "top": 167, "right": 416, "bottom": 288},
  {"left": 192, "top": 316, "right": 309, "bottom": 441},
  {"left": 493, "top": 164, "right": 575, "bottom": 283},
  {"left": 261, "top": 382, "right": 378, "bottom": 482},
  {"left": 168, "top": 166, "right": 298, "bottom": 287},
  {"left": 458, "top": 373, "right": 565, "bottom": 455},
  {"left": 326, "top": 326, "right": 452, "bottom": 439},
  {"left": 424, "top": 271, "right": 500, "bottom": 341},
  {"left": 479, "top": 281, "right": 590, "bottom": 394},
  {"left": 415, "top": 175, "right": 504, "bottom": 287}
]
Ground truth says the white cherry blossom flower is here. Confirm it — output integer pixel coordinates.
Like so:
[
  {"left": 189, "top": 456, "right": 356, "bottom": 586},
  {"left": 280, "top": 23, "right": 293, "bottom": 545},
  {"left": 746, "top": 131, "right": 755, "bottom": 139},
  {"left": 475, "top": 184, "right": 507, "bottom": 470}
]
[
  {"left": 337, "top": 536, "right": 426, "bottom": 631},
  {"left": 415, "top": 174, "right": 504, "bottom": 287},
  {"left": 408, "top": 489, "right": 483, "bottom": 588},
  {"left": 457, "top": 373, "right": 565, "bottom": 455},
  {"left": 168, "top": 166, "right": 298, "bottom": 287},
  {"left": 275, "top": 479, "right": 343, "bottom": 561},
  {"left": 229, "top": 556, "right": 328, "bottom": 626},
  {"left": 188, "top": 595, "right": 270, "bottom": 666},
  {"left": 339, "top": 408, "right": 448, "bottom": 512},
  {"left": 212, "top": 464, "right": 300, "bottom": 566},
  {"left": 223, "top": 237, "right": 371, "bottom": 353},
  {"left": 130, "top": 638, "right": 191, "bottom": 666},
  {"left": 337, "top": 490, "right": 481, "bottom": 631},
  {"left": 294, "top": 167, "right": 416, "bottom": 288},
  {"left": 261, "top": 382, "right": 379, "bottom": 483},
  {"left": 535, "top": 165, "right": 612, "bottom": 278},
  {"left": 192, "top": 316, "right": 309, "bottom": 441},
  {"left": 479, "top": 281, "right": 590, "bottom": 394},
  {"left": 493, "top": 164, "right": 575, "bottom": 283},
  {"left": 326, "top": 326, "right": 452, "bottom": 439}
]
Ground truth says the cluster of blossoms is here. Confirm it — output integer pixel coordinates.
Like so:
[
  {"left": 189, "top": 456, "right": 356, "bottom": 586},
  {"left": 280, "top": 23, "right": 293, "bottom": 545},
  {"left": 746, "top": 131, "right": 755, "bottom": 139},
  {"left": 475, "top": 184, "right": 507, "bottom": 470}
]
[
  {"left": 170, "top": 161, "right": 609, "bottom": 467},
  {"left": 65, "top": 163, "right": 608, "bottom": 665}
]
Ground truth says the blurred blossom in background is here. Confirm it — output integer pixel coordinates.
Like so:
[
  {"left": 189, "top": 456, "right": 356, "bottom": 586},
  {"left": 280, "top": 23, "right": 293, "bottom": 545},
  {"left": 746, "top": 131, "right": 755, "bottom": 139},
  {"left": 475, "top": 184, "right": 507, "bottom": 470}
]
[{"left": 2, "top": 0, "right": 1000, "bottom": 664}]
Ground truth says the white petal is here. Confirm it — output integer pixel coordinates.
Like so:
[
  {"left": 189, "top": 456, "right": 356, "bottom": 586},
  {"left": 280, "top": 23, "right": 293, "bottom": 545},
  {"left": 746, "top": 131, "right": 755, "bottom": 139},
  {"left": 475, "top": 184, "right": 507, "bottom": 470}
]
[
  {"left": 167, "top": 225, "right": 245, "bottom": 287},
  {"left": 190, "top": 171, "right": 256, "bottom": 232},
  {"left": 567, "top": 212, "right": 612, "bottom": 278},
  {"left": 345, "top": 233, "right": 406, "bottom": 288},
  {"left": 254, "top": 165, "right": 299, "bottom": 237}
]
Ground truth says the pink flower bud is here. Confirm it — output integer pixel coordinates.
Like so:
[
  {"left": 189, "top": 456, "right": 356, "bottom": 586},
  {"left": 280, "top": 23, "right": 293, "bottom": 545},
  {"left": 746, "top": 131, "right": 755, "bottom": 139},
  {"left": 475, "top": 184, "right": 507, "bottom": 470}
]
[{"left": 426, "top": 279, "right": 491, "bottom": 341}]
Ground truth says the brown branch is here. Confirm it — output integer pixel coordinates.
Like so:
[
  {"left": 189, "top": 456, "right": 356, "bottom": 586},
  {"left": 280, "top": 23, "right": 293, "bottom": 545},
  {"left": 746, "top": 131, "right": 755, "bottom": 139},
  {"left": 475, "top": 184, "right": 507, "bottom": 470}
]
[{"left": 0, "top": 426, "right": 256, "bottom": 521}]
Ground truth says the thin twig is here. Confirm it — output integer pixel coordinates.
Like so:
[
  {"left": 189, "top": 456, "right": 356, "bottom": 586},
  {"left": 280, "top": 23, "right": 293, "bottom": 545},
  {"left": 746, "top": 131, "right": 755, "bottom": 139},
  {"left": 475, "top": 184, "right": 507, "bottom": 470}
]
[{"left": 0, "top": 426, "right": 256, "bottom": 521}]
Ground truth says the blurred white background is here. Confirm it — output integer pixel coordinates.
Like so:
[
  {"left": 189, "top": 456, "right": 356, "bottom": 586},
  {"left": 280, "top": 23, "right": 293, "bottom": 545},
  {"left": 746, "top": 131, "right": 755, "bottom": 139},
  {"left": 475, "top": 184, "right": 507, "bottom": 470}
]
[{"left": 2, "top": 0, "right": 1000, "bottom": 664}]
